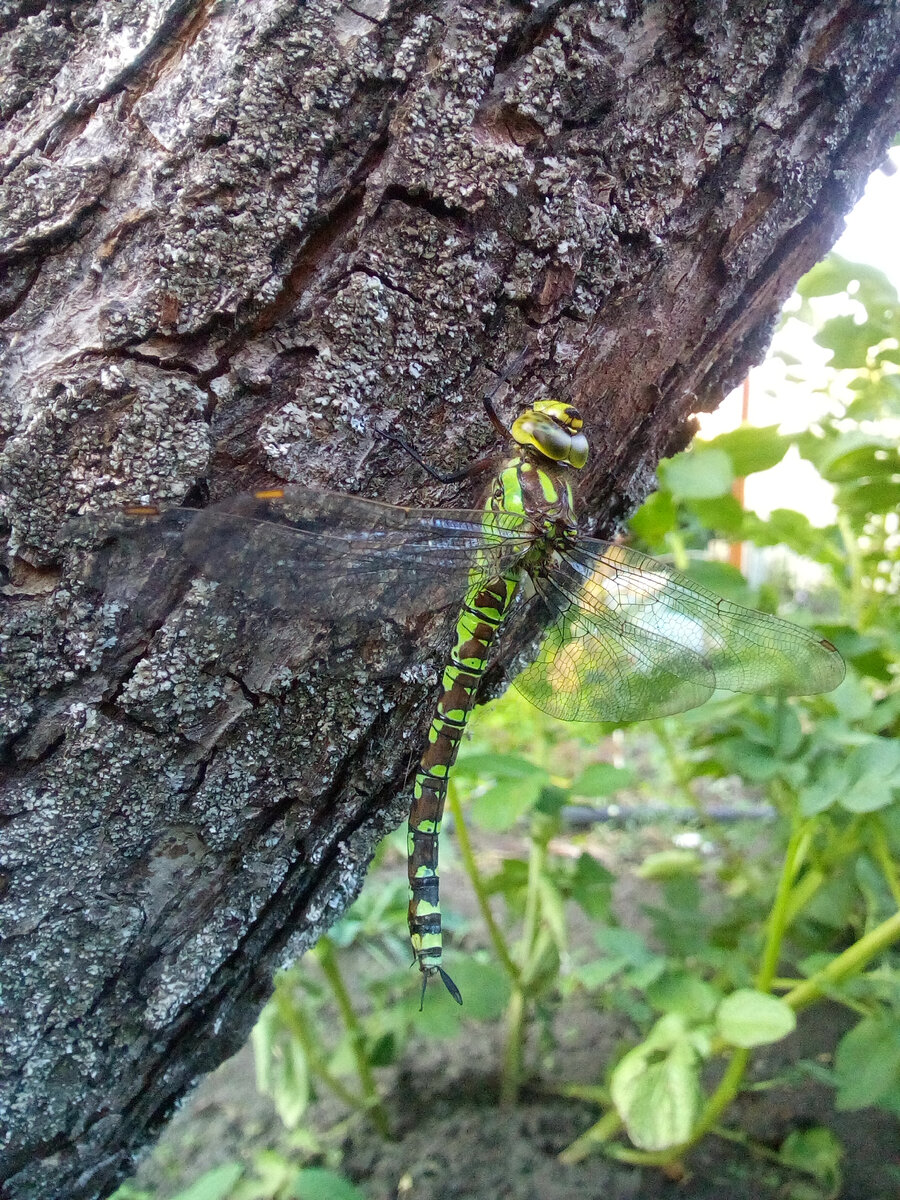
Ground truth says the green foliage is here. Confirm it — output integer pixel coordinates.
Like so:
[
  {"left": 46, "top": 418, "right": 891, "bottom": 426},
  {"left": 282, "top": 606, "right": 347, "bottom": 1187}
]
[
  {"left": 609, "top": 1014, "right": 704, "bottom": 1150},
  {"left": 833, "top": 1015, "right": 900, "bottom": 1110},
  {"left": 777, "top": 1127, "right": 843, "bottom": 1198},
  {"left": 289, "top": 1169, "right": 366, "bottom": 1200},
  {"left": 168, "top": 1166, "right": 244, "bottom": 1200},
  {"left": 715, "top": 990, "right": 796, "bottom": 1048}
]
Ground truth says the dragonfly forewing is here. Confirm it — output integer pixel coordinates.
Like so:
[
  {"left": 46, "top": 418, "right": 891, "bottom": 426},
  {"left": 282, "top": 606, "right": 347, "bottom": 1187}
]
[{"left": 69, "top": 488, "right": 537, "bottom": 625}]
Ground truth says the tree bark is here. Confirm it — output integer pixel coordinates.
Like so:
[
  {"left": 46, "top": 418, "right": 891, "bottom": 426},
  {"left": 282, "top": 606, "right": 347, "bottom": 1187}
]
[{"left": 1, "top": 2, "right": 898, "bottom": 1196}]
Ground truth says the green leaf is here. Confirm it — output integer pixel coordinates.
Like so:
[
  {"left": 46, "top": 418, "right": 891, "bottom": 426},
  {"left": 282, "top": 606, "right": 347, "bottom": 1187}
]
[
  {"left": 570, "top": 762, "right": 635, "bottom": 796},
  {"left": 659, "top": 448, "right": 734, "bottom": 499},
  {"left": 716, "top": 990, "right": 796, "bottom": 1047},
  {"left": 800, "top": 737, "right": 900, "bottom": 817},
  {"left": 811, "top": 430, "right": 898, "bottom": 483},
  {"left": 846, "top": 372, "right": 900, "bottom": 419},
  {"left": 168, "top": 1164, "right": 244, "bottom": 1200},
  {"left": 610, "top": 1016, "right": 702, "bottom": 1150},
  {"left": 834, "top": 1017, "right": 900, "bottom": 1110},
  {"left": 251, "top": 1002, "right": 311, "bottom": 1129},
  {"left": 796, "top": 255, "right": 861, "bottom": 298},
  {"left": 594, "top": 926, "right": 655, "bottom": 966},
  {"left": 636, "top": 850, "right": 703, "bottom": 880},
  {"left": 778, "top": 1127, "right": 843, "bottom": 1189},
  {"left": 576, "top": 957, "right": 630, "bottom": 988},
  {"left": 836, "top": 476, "right": 900, "bottom": 521},
  {"left": 570, "top": 853, "right": 614, "bottom": 920},
  {"left": 715, "top": 737, "right": 784, "bottom": 783},
  {"left": 685, "top": 494, "right": 746, "bottom": 535},
  {"left": 839, "top": 739, "right": 900, "bottom": 813},
  {"left": 814, "top": 315, "right": 876, "bottom": 368},
  {"left": 291, "top": 1168, "right": 366, "bottom": 1200},
  {"left": 701, "top": 425, "right": 790, "bottom": 475},
  {"left": 454, "top": 752, "right": 546, "bottom": 780},
  {"left": 681, "top": 560, "right": 752, "bottom": 603},
  {"left": 846, "top": 260, "right": 899, "bottom": 315},
  {"left": 442, "top": 958, "right": 510, "bottom": 1020},
  {"left": 646, "top": 971, "right": 720, "bottom": 1020},
  {"left": 629, "top": 488, "right": 677, "bottom": 545},
  {"left": 801, "top": 875, "right": 858, "bottom": 930},
  {"left": 468, "top": 774, "right": 544, "bottom": 831},
  {"left": 485, "top": 855, "right": 528, "bottom": 894}
]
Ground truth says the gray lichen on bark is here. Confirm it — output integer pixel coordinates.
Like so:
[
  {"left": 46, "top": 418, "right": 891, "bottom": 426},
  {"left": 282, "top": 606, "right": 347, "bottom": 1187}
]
[{"left": 1, "top": 1, "right": 899, "bottom": 1197}]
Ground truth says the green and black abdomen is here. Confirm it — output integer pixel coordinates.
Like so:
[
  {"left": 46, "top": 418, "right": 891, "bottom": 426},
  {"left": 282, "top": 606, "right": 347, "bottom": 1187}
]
[{"left": 407, "top": 570, "right": 519, "bottom": 1001}]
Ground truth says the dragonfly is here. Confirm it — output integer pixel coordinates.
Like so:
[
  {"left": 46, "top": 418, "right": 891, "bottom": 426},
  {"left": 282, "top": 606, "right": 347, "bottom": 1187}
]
[{"left": 75, "top": 394, "right": 844, "bottom": 1007}]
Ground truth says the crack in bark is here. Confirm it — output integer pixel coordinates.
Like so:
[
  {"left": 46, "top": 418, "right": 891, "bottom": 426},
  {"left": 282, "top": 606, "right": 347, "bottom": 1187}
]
[
  {"left": 377, "top": 181, "right": 472, "bottom": 227},
  {"left": 493, "top": 0, "right": 578, "bottom": 75},
  {"left": 1, "top": 0, "right": 208, "bottom": 178}
]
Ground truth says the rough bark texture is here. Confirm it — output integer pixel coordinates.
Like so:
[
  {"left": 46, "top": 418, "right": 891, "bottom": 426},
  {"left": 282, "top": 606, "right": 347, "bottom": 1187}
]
[{"left": 1, "top": 2, "right": 898, "bottom": 1197}]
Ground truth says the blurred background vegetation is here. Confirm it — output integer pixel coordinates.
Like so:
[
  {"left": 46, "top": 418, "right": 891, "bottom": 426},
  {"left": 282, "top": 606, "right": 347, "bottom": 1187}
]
[{"left": 112, "top": 179, "right": 900, "bottom": 1200}]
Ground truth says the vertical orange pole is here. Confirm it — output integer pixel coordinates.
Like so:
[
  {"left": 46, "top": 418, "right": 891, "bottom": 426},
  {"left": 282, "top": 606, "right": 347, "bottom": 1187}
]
[{"left": 728, "top": 376, "right": 751, "bottom": 572}]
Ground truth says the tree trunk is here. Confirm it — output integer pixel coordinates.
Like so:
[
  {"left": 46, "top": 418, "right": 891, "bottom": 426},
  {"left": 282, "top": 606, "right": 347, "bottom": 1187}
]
[{"left": 1, "top": 2, "right": 897, "bottom": 1196}]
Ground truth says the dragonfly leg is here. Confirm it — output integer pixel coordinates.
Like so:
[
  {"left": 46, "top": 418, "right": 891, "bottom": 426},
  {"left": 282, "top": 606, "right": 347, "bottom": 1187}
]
[
  {"left": 377, "top": 347, "right": 532, "bottom": 483},
  {"left": 377, "top": 429, "right": 496, "bottom": 483}
]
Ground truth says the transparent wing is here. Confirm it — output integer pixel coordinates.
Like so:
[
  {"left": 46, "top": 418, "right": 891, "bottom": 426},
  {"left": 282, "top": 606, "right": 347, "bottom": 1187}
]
[
  {"left": 511, "top": 575, "right": 717, "bottom": 723},
  {"left": 68, "top": 486, "right": 535, "bottom": 621},
  {"left": 561, "top": 540, "right": 845, "bottom": 696},
  {"left": 510, "top": 538, "right": 844, "bottom": 724}
]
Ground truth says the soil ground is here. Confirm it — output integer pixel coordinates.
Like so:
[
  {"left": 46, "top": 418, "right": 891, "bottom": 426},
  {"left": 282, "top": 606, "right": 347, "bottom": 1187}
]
[{"left": 128, "top": 999, "right": 897, "bottom": 1200}]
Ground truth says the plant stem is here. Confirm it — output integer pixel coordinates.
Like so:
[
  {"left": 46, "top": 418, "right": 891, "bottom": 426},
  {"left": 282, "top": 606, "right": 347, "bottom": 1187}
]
[
  {"left": 274, "top": 987, "right": 361, "bottom": 1115},
  {"left": 651, "top": 719, "right": 700, "bottom": 812},
  {"left": 757, "top": 819, "right": 810, "bottom": 990},
  {"left": 447, "top": 779, "right": 519, "bottom": 981},
  {"left": 558, "top": 1109, "right": 623, "bottom": 1164},
  {"left": 500, "top": 984, "right": 526, "bottom": 1108},
  {"left": 683, "top": 820, "right": 809, "bottom": 1147},
  {"left": 519, "top": 831, "right": 547, "bottom": 982},
  {"left": 782, "top": 908, "right": 900, "bottom": 1011},
  {"left": 315, "top": 938, "right": 391, "bottom": 1139},
  {"left": 558, "top": 839, "right": 900, "bottom": 1170},
  {"left": 837, "top": 512, "right": 867, "bottom": 625},
  {"left": 500, "top": 828, "right": 550, "bottom": 1106}
]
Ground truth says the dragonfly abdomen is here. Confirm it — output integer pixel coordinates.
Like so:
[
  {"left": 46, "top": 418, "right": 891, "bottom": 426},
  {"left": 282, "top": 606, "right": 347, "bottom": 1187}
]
[{"left": 408, "top": 571, "right": 519, "bottom": 1005}]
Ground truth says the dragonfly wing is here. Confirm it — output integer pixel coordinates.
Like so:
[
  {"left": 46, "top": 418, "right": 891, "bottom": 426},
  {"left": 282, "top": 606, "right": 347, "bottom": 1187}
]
[
  {"left": 554, "top": 539, "right": 845, "bottom": 697},
  {"left": 510, "top": 574, "right": 717, "bottom": 723},
  {"left": 70, "top": 487, "right": 534, "bottom": 623}
]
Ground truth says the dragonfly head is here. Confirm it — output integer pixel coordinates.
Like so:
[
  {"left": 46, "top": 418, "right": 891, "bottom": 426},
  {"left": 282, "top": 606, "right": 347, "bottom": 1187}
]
[{"left": 510, "top": 400, "right": 589, "bottom": 469}]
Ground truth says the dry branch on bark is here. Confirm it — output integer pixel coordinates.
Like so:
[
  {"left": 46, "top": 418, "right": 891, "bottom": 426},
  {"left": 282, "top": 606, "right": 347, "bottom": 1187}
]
[{"left": 1, "top": 2, "right": 898, "bottom": 1197}]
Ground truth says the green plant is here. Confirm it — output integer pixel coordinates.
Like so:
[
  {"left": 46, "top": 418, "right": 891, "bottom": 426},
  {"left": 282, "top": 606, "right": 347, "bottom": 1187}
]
[{"left": 554, "top": 253, "right": 900, "bottom": 1163}]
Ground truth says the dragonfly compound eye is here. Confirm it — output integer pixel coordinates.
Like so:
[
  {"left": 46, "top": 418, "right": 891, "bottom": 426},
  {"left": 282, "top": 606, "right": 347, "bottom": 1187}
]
[
  {"left": 532, "top": 399, "right": 584, "bottom": 432},
  {"left": 511, "top": 408, "right": 589, "bottom": 468}
]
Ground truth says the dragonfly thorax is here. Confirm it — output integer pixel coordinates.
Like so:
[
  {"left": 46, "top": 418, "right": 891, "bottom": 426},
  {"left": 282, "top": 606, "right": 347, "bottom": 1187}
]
[{"left": 491, "top": 456, "right": 579, "bottom": 549}]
